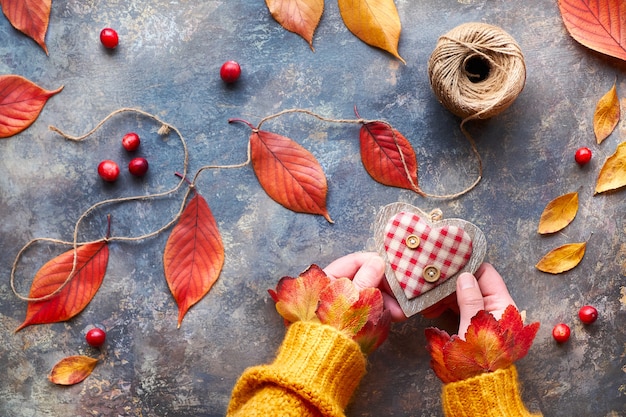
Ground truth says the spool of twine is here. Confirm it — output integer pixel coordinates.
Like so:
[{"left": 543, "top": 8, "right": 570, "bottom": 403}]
[{"left": 427, "top": 22, "right": 526, "bottom": 121}]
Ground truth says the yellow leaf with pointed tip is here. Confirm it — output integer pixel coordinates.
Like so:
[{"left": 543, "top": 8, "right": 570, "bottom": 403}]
[
  {"left": 593, "top": 83, "right": 620, "bottom": 144},
  {"left": 537, "top": 192, "right": 579, "bottom": 234},
  {"left": 337, "top": 0, "right": 405, "bottom": 63},
  {"left": 535, "top": 242, "right": 586, "bottom": 274},
  {"left": 595, "top": 142, "right": 626, "bottom": 194},
  {"left": 265, "top": 0, "right": 324, "bottom": 50},
  {"left": 48, "top": 355, "right": 98, "bottom": 385}
]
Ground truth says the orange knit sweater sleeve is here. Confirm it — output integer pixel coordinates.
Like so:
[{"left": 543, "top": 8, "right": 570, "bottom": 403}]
[
  {"left": 441, "top": 366, "right": 542, "bottom": 417},
  {"left": 226, "top": 321, "right": 367, "bottom": 417}
]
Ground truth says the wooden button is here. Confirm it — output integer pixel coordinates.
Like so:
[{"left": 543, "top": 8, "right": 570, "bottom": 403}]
[
  {"left": 423, "top": 265, "right": 441, "bottom": 283},
  {"left": 405, "top": 234, "right": 420, "bottom": 249}
]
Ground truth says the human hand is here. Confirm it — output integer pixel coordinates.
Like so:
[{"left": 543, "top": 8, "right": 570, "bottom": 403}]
[{"left": 323, "top": 252, "right": 407, "bottom": 322}]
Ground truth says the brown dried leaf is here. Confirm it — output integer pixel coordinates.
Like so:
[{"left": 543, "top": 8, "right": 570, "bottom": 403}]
[
  {"left": 537, "top": 192, "right": 579, "bottom": 234},
  {"left": 595, "top": 142, "right": 626, "bottom": 194},
  {"left": 48, "top": 355, "right": 98, "bottom": 385},
  {"left": 535, "top": 242, "right": 586, "bottom": 274},
  {"left": 594, "top": 83, "right": 620, "bottom": 144}
]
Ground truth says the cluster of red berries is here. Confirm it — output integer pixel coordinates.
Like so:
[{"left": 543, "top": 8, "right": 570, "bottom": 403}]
[
  {"left": 85, "top": 327, "right": 107, "bottom": 348},
  {"left": 98, "top": 132, "right": 149, "bottom": 182},
  {"left": 552, "top": 304, "right": 598, "bottom": 343}
]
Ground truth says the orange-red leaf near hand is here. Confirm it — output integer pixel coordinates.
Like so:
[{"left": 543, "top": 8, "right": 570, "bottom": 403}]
[
  {"left": 250, "top": 129, "right": 332, "bottom": 222},
  {"left": 317, "top": 277, "right": 368, "bottom": 336},
  {"left": 0, "top": 0, "right": 51, "bottom": 54},
  {"left": 265, "top": 0, "right": 324, "bottom": 49},
  {"left": 360, "top": 121, "right": 420, "bottom": 192},
  {"left": 163, "top": 193, "right": 224, "bottom": 328},
  {"left": 594, "top": 82, "right": 620, "bottom": 144},
  {"left": 338, "top": 0, "right": 405, "bottom": 63},
  {"left": 557, "top": 0, "right": 626, "bottom": 62},
  {"left": 48, "top": 355, "right": 98, "bottom": 385},
  {"left": 0, "top": 75, "right": 63, "bottom": 138},
  {"left": 269, "top": 264, "right": 330, "bottom": 323},
  {"left": 16, "top": 241, "right": 109, "bottom": 332},
  {"left": 595, "top": 141, "right": 626, "bottom": 194}
]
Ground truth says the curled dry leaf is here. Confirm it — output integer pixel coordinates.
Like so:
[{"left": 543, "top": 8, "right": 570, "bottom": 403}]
[
  {"left": 16, "top": 241, "right": 109, "bottom": 332},
  {"left": 163, "top": 193, "right": 225, "bottom": 328},
  {"left": 338, "top": 0, "right": 405, "bottom": 63},
  {"left": 595, "top": 142, "right": 626, "bottom": 194},
  {"left": 535, "top": 242, "right": 586, "bottom": 274},
  {"left": 265, "top": 0, "right": 324, "bottom": 50},
  {"left": 0, "top": 74, "right": 63, "bottom": 138},
  {"left": 557, "top": 0, "right": 626, "bottom": 62},
  {"left": 593, "top": 83, "right": 620, "bottom": 144},
  {"left": 48, "top": 355, "right": 98, "bottom": 385},
  {"left": 0, "top": 0, "right": 52, "bottom": 54},
  {"left": 537, "top": 192, "right": 579, "bottom": 234}
]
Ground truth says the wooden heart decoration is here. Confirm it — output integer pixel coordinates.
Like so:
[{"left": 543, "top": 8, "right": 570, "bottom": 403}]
[{"left": 374, "top": 203, "right": 486, "bottom": 317}]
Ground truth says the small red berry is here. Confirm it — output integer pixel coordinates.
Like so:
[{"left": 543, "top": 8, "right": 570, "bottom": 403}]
[
  {"left": 552, "top": 323, "right": 571, "bottom": 343},
  {"left": 574, "top": 147, "right": 592, "bottom": 165},
  {"left": 86, "top": 327, "right": 106, "bottom": 347},
  {"left": 100, "top": 28, "right": 119, "bottom": 49},
  {"left": 578, "top": 305, "right": 598, "bottom": 324},
  {"left": 122, "top": 132, "right": 141, "bottom": 151},
  {"left": 98, "top": 160, "right": 120, "bottom": 182},
  {"left": 220, "top": 60, "right": 241, "bottom": 83},
  {"left": 128, "top": 157, "right": 149, "bottom": 176}
]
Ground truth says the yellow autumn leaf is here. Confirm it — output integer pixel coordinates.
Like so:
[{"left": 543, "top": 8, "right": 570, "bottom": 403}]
[
  {"left": 593, "top": 83, "right": 620, "bottom": 144},
  {"left": 537, "top": 192, "right": 579, "bottom": 234},
  {"left": 48, "top": 355, "right": 98, "bottom": 385},
  {"left": 265, "top": 0, "right": 324, "bottom": 50},
  {"left": 595, "top": 141, "right": 626, "bottom": 194},
  {"left": 535, "top": 242, "right": 586, "bottom": 274},
  {"left": 337, "top": 0, "right": 405, "bottom": 64}
]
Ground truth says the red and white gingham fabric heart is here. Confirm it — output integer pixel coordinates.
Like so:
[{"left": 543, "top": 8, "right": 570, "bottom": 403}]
[{"left": 384, "top": 211, "right": 473, "bottom": 300}]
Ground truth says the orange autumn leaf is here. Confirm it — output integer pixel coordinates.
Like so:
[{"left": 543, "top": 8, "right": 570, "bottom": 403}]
[
  {"left": 317, "top": 277, "right": 369, "bottom": 336},
  {"left": 250, "top": 128, "right": 332, "bottom": 222},
  {"left": 48, "top": 355, "right": 98, "bottom": 386},
  {"left": 163, "top": 193, "right": 225, "bottom": 328},
  {"left": 0, "top": 0, "right": 51, "bottom": 53},
  {"left": 557, "top": 0, "right": 626, "bottom": 62},
  {"left": 359, "top": 120, "right": 420, "bottom": 192},
  {"left": 593, "top": 83, "right": 620, "bottom": 144},
  {"left": 595, "top": 141, "right": 626, "bottom": 194},
  {"left": 265, "top": 0, "right": 324, "bottom": 49},
  {"left": 535, "top": 242, "right": 586, "bottom": 274},
  {"left": 0, "top": 74, "right": 63, "bottom": 138},
  {"left": 537, "top": 192, "right": 579, "bottom": 234},
  {"left": 16, "top": 241, "right": 109, "bottom": 332},
  {"left": 337, "top": 0, "right": 405, "bottom": 63}
]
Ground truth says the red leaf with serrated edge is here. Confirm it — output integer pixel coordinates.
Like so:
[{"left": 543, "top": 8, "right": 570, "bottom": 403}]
[
  {"left": 1, "top": 0, "right": 51, "bottom": 54},
  {"left": 425, "top": 305, "right": 539, "bottom": 383},
  {"left": 269, "top": 264, "right": 330, "bottom": 323},
  {"left": 16, "top": 241, "right": 109, "bottom": 332},
  {"left": 265, "top": 0, "right": 324, "bottom": 49},
  {"left": 558, "top": 0, "right": 626, "bottom": 62},
  {"left": 48, "top": 355, "right": 98, "bottom": 385},
  {"left": 317, "top": 278, "right": 369, "bottom": 335},
  {"left": 354, "top": 303, "right": 391, "bottom": 355},
  {"left": 250, "top": 129, "right": 332, "bottom": 222},
  {"left": 360, "top": 121, "right": 420, "bottom": 192},
  {"left": 0, "top": 75, "right": 63, "bottom": 138},
  {"left": 163, "top": 193, "right": 224, "bottom": 328}
]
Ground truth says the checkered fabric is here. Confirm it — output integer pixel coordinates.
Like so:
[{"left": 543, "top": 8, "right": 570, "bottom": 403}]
[{"left": 384, "top": 211, "right": 473, "bottom": 299}]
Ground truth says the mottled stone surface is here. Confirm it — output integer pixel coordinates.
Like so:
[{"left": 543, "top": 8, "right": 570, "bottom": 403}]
[{"left": 0, "top": 1, "right": 625, "bottom": 416}]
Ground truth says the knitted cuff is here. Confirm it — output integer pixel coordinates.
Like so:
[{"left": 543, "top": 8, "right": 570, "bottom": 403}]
[
  {"left": 227, "top": 321, "right": 367, "bottom": 417},
  {"left": 442, "top": 366, "right": 542, "bottom": 417}
]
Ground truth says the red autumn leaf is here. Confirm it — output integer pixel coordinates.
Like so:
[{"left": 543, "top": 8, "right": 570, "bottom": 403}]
[
  {"left": 426, "top": 305, "right": 540, "bottom": 383},
  {"left": 317, "top": 278, "right": 369, "bottom": 336},
  {"left": 48, "top": 355, "right": 98, "bottom": 385},
  {"left": 265, "top": 0, "right": 324, "bottom": 50},
  {"left": 269, "top": 264, "right": 330, "bottom": 323},
  {"left": 250, "top": 128, "right": 332, "bottom": 222},
  {"left": 16, "top": 241, "right": 109, "bottom": 332},
  {"left": 359, "top": 121, "right": 420, "bottom": 192},
  {"left": 163, "top": 193, "right": 225, "bottom": 328},
  {"left": 354, "top": 303, "right": 391, "bottom": 355},
  {"left": 0, "top": 0, "right": 51, "bottom": 54},
  {"left": 0, "top": 74, "right": 63, "bottom": 138},
  {"left": 557, "top": 0, "right": 626, "bottom": 62}
]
